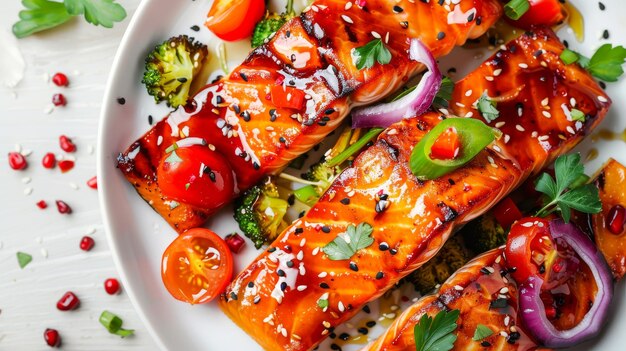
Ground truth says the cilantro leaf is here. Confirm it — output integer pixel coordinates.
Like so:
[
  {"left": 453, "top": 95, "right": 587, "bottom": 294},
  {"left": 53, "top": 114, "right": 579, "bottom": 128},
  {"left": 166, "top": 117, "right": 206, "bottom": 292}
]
[
  {"left": 477, "top": 93, "right": 499, "bottom": 122},
  {"left": 472, "top": 324, "right": 493, "bottom": 341},
  {"left": 322, "top": 222, "right": 374, "bottom": 260},
  {"left": 64, "top": 0, "right": 126, "bottom": 28},
  {"left": 535, "top": 153, "right": 601, "bottom": 222},
  {"left": 560, "top": 44, "right": 626, "bottom": 82},
  {"left": 17, "top": 251, "right": 33, "bottom": 269},
  {"left": 13, "top": 0, "right": 73, "bottom": 38},
  {"left": 433, "top": 77, "right": 454, "bottom": 108},
  {"left": 354, "top": 39, "right": 392, "bottom": 70},
  {"left": 414, "top": 309, "right": 460, "bottom": 351}
]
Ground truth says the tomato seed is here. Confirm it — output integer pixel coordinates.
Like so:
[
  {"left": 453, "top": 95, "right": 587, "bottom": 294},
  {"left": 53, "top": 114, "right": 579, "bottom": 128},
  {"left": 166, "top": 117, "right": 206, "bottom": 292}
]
[
  {"left": 44, "top": 328, "right": 61, "bottom": 347},
  {"left": 607, "top": 205, "right": 626, "bottom": 235},
  {"left": 51, "top": 72, "right": 69, "bottom": 87},
  {"left": 225, "top": 233, "right": 246, "bottom": 253},
  {"left": 86, "top": 176, "right": 98, "bottom": 189},
  {"left": 59, "top": 135, "right": 76, "bottom": 153},
  {"left": 56, "top": 200, "right": 72, "bottom": 214},
  {"left": 80, "top": 236, "right": 94, "bottom": 251},
  {"left": 58, "top": 160, "right": 74, "bottom": 173},
  {"left": 52, "top": 93, "right": 66, "bottom": 106},
  {"left": 8, "top": 152, "right": 27, "bottom": 170},
  {"left": 42, "top": 153, "right": 56, "bottom": 169},
  {"left": 36, "top": 200, "right": 48, "bottom": 209},
  {"left": 104, "top": 278, "right": 121, "bottom": 295},
  {"left": 56, "top": 291, "right": 80, "bottom": 311}
]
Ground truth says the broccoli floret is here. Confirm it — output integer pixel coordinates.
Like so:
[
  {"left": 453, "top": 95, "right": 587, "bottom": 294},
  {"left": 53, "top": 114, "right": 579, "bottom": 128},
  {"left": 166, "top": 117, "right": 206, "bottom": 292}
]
[
  {"left": 142, "top": 35, "right": 208, "bottom": 108},
  {"left": 234, "top": 179, "right": 289, "bottom": 249},
  {"left": 406, "top": 236, "right": 473, "bottom": 295},
  {"left": 460, "top": 213, "right": 507, "bottom": 254},
  {"left": 251, "top": 0, "right": 295, "bottom": 48}
]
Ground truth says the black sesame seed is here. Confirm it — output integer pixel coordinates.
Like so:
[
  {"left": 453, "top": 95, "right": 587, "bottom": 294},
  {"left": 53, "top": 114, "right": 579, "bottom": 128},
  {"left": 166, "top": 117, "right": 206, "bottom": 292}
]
[
  {"left": 329, "top": 333, "right": 336, "bottom": 339},
  {"left": 321, "top": 226, "right": 331, "bottom": 233},
  {"left": 208, "top": 171, "right": 216, "bottom": 182},
  {"left": 349, "top": 262, "right": 359, "bottom": 271},
  {"left": 268, "top": 247, "right": 277, "bottom": 253},
  {"left": 481, "top": 341, "right": 492, "bottom": 347},
  {"left": 215, "top": 95, "right": 223, "bottom": 104},
  {"left": 393, "top": 5, "right": 403, "bottom": 13},
  {"left": 563, "top": 39, "right": 569, "bottom": 48},
  {"left": 286, "top": 260, "right": 294, "bottom": 268},
  {"left": 389, "top": 248, "right": 398, "bottom": 255},
  {"left": 330, "top": 343, "right": 341, "bottom": 351},
  {"left": 476, "top": 16, "right": 482, "bottom": 25},
  {"left": 280, "top": 282, "right": 287, "bottom": 291},
  {"left": 318, "top": 121, "right": 327, "bottom": 127},
  {"left": 533, "top": 50, "right": 543, "bottom": 58},
  {"left": 378, "top": 243, "right": 389, "bottom": 251},
  {"left": 379, "top": 194, "right": 388, "bottom": 200},
  {"left": 288, "top": 194, "right": 295, "bottom": 205},
  {"left": 320, "top": 282, "right": 330, "bottom": 289},
  {"left": 325, "top": 108, "right": 335, "bottom": 115},
  {"left": 480, "top": 267, "right": 492, "bottom": 275},
  {"left": 117, "top": 97, "right": 126, "bottom": 105},
  {"left": 340, "top": 198, "right": 350, "bottom": 205},
  {"left": 230, "top": 292, "right": 238, "bottom": 300},
  {"left": 298, "top": 210, "right": 306, "bottom": 218},
  {"left": 232, "top": 104, "right": 241, "bottom": 114},
  {"left": 357, "top": 327, "right": 369, "bottom": 335},
  {"left": 437, "top": 32, "right": 446, "bottom": 40},
  {"left": 321, "top": 116, "right": 331, "bottom": 122},
  {"left": 602, "top": 29, "right": 609, "bottom": 39},
  {"left": 241, "top": 111, "right": 251, "bottom": 121},
  {"left": 295, "top": 227, "right": 304, "bottom": 234},
  {"left": 247, "top": 281, "right": 254, "bottom": 288},
  {"left": 467, "top": 12, "right": 475, "bottom": 22},
  {"left": 399, "top": 21, "right": 409, "bottom": 29},
  {"left": 600, "top": 81, "right": 607, "bottom": 89},
  {"left": 253, "top": 296, "right": 261, "bottom": 304},
  {"left": 253, "top": 162, "right": 260, "bottom": 170},
  {"left": 539, "top": 263, "right": 546, "bottom": 274},
  {"left": 277, "top": 269, "right": 286, "bottom": 277},
  {"left": 362, "top": 305, "right": 371, "bottom": 313},
  {"left": 366, "top": 321, "right": 376, "bottom": 328},
  {"left": 190, "top": 25, "right": 200, "bottom": 32},
  {"left": 239, "top": 72, "right": 248, "bottom": 82},
  {"left": 599, "top": 2, "right": 605, "bottom": 11},
  {"left": 279, "top": 136, "right": 287, "bottom": 143},
  {"left": 148, "top": 115, "right": 153, "bottom": 125},
  {"left": 339, "top": 333, "right": 350, "bottom": 341},
  {"left": 438, "top": 0, "right": 444, "bottom": 5},
  {"left": 290, "top": 54, "right": 296, "bottom": 62},
  {"left": 177, "top": 77, "right": 188, "bottom": 83},
  {"left": 375, "top": 272, "right": 384, "bottom": 280}
]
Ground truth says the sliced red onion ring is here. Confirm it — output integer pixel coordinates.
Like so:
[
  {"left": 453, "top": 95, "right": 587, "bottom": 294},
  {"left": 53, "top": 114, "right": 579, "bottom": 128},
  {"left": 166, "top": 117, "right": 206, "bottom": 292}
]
[
  {"left": 351, "top": 39, "right": 442, "bottom": 129},
  {"left": 518, "top": 219, "right": 614, "bottom": 348}
]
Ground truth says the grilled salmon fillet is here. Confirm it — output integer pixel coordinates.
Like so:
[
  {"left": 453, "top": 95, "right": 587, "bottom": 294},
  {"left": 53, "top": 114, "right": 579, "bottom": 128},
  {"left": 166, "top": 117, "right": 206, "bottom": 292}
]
[
  {"left": 218, "top": 28, "right": 610, "bottom": 351},
  {"left": 117, "top": 0, "right": 502, "bottom": 231}
]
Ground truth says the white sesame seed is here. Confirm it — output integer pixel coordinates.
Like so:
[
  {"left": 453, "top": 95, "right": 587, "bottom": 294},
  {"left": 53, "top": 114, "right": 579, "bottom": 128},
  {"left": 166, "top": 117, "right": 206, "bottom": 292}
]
[
  {"left": 541, "top": 98, "right": 549, "bottom": 106},
  {"left": 338, "top": 301, "right": 345, "bottom": 312},
  {"left": 22, "top": 177, "right": 31, "bottom": 184},
  {"left": 500, "top": 287, "right": 509, "bottom": 294},
  {"left": 24, "top": 187, "right": 33, "bottom": 195},
  {"left": 455, "top": 102, "right": 466, "bottom": 108},
  {"left": 598, "top": 96, "right": 608, "bottom": 103},
  {"left": 41, "top": 248, "right": 48, "bottom": 258},
  {"left": 500, "top": 331, "right": 509, "bottom": 338},
  {"left": 69, "top": 182, "right": 79, "bottom": 190},
  {"left": 542, "top": 111, "right": 552, "bottom": 118},
  {"left": 454, "top": 285, "right": 464, "bottom": 291},
  {"left": 344, "top": 2, "right": 352, "bottom": 10},
  {"left": 300, "top": 238, "right": 306, "bottom": 247},
  {"left": 493, "top": 69, "right": 502, "bottom": 76},
  {"left": 297, "top": 251, "right": 304, "bottom": 260},
  {"left": 504, "top": 315, "right": 511, "bottom": 326},
  {"left": 341, "top": 15, "right": 353, "bottom": 24},
  {"left": 318, "top": 272, "right": 328, "bottom": 278},
  {"left": 487, "top": 156, "right": 495, "bottom": 164},
  {"left": 385, "top": 32, "right": 390, "bottom": 44},
  {"left": 518, "top": 63, "right": 528, "bottom": 69},
  {"left": 495, "top": 121, "right": 505, "bottom": 128},
  {"left": 522, "top": 222, "right": 533, "bottom": 227},
  {"left": 465, "top": 90, "right": 473, "bottom": 97},
  {"left": 281, "top": 328, "right": 288, "bottom": 337},
  {"left": 485, "top": 76, "right": 494, "bottom": 81},
  {"left": 297, "top": 285, "right": 307, "bottom": 291},
  {"left": 465, "top": 111, "right": 474, "bottom": 118},
  {"left": 504, "top": 134, "right": 510, "bottom": 143},
  {"left": 516, "top": 124, "right": 525, "bottom": 132},
  {"left": 570, "top": 97, "right": 577, "bottom": 107},
  {"left": 312, "top": 247, "right": 320, "bottom": 255},
  {"left": 531, "top": 131, "right": 538, "bottom": 138},
  {"left": 371, "top": 31, "right": 381, "bottom": 39},
  {"left": 567, "top": 126, "right": 576, "bottom": 134},
  {"left": 322, "top": 320, "right": 331, "bottom": 328}
]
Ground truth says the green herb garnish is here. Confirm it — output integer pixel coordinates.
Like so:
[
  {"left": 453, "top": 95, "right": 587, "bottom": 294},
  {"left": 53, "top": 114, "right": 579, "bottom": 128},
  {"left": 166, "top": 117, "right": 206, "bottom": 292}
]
[
  {"left": 433, "top": 77, "right": 455, "bottom": 108},
  {"left": 560, "top": 44, "right": 626, "bottom": 82},
  {"left": 477, "top": 93, "right": 499, "bottom": 123},
  {"left": 17, "top": 252, "right": 33, "bottom": 269},
  {"left": 535, "top": 153, "right": 602, "bottom": 222},
  {"left": 353, "top": 39, "right": 392, "bottom": 70},
  {"left": 504, "top": 0, "right": 530, "bottom": 20},
  {"left": 472, "top": 324, "right": 494, "bottom": 341},
  {"left": 322, "top": 222, "right": 374, "bottom": 260},
  {"left": 317, "top": 298, "right": 329, "bottom": 309},
  {"left": 99, "top": 311, "right": 134, "bottom": 337},
  {"left": 413, "top": 309, "right": 460, "bottom": 351},
  {"left": 570, "top": 108, "right": 586, "bottom": 122},
  {"left": 13, "top": 0, "right": 126, "bottom": 39}
]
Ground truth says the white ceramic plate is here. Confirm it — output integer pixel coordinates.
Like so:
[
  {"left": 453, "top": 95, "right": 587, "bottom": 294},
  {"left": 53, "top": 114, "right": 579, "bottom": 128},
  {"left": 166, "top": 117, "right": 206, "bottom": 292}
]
[{"left": 98, "top": 1, "right": 626, "bottom": 350}]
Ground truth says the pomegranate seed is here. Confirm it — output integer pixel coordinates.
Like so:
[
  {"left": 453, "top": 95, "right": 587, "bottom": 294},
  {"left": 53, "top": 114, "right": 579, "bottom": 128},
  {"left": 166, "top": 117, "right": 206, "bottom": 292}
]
[
  {"left": 58, "top": 159, "right": 74, "bottom": 173},
  {"left": 56, "top": 200, "right": 72, "bottom": 214},
  {"left": 87, "top": 176, "right": 98, "bottom": 189},
  {"left": 607, "top": 205, "right": 626, "bottom": 235},
  {"left": 225, "top": 233, "right": 246, "bottom": 253},
  {"left": 52, "top": 93, "right": 66, "bottom": 106},
  {"left": 545, "top": 305, "right": 557, "bottom": 319},
  {"left": 56, "top": 291, "right": 80, "bottom": 311},
  {"left": 59, "top": 135, "right": 76, "bottom": 153},
  {"left": 80, "top": 236, "right": 94, "bottom": 251},
  {"left": 44, "top": 328, "right": 61, "bottom": 347},
  {"left": 8, "top": 152, "right": 27, "bottom": 170},
  {"left": 36, "top": 200, "right": 48, "bottom": 209},
  {"left": 42, "top": 153, "right": 56, "bottom": 169},
  {"left": 104, "top": 278, "right": 121, "bottom": 295},
  {"left": 52, "top": 72, "right": 69, "bottom": 87}
]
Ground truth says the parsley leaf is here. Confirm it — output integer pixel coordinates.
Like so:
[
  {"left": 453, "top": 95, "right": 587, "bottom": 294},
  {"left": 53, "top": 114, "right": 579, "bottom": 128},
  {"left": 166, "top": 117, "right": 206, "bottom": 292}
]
[
  {"left": 472, "top": 324, "right": 493, "bottom": 341},
  {"left": 322, "top": 222, "right": 374, "bottom": 260},
  {"left": 560, "top": 44, "right": 626, "bottom": 82},
  {"left": 64, "top": 0, "right": 126, "bottom": 27},
  {"left": 17, "top": 251, "right": 33, "bottom": 269},
  {"left": 414, "top": 309, "right": 460, "bottom": 351},
  {"left": 477, "top": 93, "right": 499, "bottom": 122},
  {"left": 433, "top": 77, "right": 454, "bottom": 108},
  {"left": 13, "top": 0, "right": 73, "bottom": 38},
  {"left": 353, "top": 39, "right": 392, "bottom": 70},
  {"left": 535, "top": 153, "right": 602, "bottom": 222}
]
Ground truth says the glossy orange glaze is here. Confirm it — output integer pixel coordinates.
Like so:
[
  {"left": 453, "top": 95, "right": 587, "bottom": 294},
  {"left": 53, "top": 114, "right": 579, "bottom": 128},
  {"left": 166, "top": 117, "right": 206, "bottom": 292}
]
[
  {"left": 219, "top": 29, "right": 609, "bottom": 351},
  {"left": 117, "top": 0, "right": 502, "bottom": 231}
]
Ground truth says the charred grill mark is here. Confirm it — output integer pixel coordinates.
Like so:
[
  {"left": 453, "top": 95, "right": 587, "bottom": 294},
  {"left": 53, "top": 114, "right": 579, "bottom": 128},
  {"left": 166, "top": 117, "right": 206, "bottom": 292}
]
[
  {"left": 344, "top": 23, "right": 358, "bottom": 43},
  {"left": 438, "top": 202, "right": 458, "bottom": 222}
]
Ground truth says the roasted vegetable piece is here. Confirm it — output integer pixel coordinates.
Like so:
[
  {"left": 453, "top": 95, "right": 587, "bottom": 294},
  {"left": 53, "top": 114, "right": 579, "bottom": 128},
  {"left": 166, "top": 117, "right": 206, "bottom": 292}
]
[
  {"left": 251, "top": 0, "right": 295, "bottom": 48},
  {"left": 142, "top": 35, "right": 208, "bottom": 108},
  {"left": 234, "top": 178, "right": 289, "bottom": 249},
  {"left": 461, "top": 212, "right": 507, "bottom": 254},
  {"left": 405, "top": 235, "right": 473, "bottom": 295}
]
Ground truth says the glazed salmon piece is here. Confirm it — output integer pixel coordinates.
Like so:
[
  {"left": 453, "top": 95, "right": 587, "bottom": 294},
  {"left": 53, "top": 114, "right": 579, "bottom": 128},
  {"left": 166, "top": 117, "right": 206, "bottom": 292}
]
[
  {"left": 218, "top": 29, "right": 610, "bottom": 351},
  {"left": 117, "top": 0, "right": 502, "bottom": 231}
]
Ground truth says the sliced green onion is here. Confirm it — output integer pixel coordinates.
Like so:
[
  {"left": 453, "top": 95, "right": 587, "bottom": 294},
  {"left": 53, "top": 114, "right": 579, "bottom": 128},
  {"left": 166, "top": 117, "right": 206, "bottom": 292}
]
[
  {"left": 326, "top": 128, "right": 384, "bottom": 167},
  {"left": 17, "top": 252, "right": 32, "bottom": 269},
  {"left": 409, "top": 118, "right": 499, "bottom": 180},
  {"left": 99, "top": 311, "right": 134, "bottom": 338},
  {"left": 560, "top": 49, "right": 580, "bottom": 65},
  {"left": 293, "top": 185, "right": 320, "bottom": 206},
  {"left": 504, "top": 0, "right": 530, "bottom": 20},
  {"left": 570, "top": 108, "right": 586, "bottom": 122}
]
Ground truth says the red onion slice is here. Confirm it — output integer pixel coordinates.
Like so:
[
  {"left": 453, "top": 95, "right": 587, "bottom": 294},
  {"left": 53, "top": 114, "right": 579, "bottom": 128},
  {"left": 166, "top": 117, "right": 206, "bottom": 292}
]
[
  {"left": 351, "top": 39, "right": 442, "bottom": 129},
  {"left": 518, "top": 219, "right": 614, "bottom": 348}
]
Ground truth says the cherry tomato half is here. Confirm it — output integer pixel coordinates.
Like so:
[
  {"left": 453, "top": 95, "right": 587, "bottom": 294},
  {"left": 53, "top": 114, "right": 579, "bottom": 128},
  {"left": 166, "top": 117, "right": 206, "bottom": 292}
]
[
  {"left": 506, "top": 0, "right": 564, "bottom": 30},
  {"left": 205, "top": 0, "right": 265, "bottom": 41},
  {"left": 157, "top": 145, "right": 234, "bottom": 210},
  {"left": 161, "top": 228, "right": 234, "bottom": 304},
  {"left": 505, "top": 217, "right": 553, "bottom": 284}
]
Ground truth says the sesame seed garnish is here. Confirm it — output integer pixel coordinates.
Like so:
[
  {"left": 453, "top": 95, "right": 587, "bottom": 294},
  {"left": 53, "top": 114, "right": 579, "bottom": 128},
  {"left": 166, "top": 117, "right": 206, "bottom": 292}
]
[
  {"left": 318, "top": 272, "right": 328, "bottom": 278},
  {"left": 485, "top": 76, "right": 494, "bottom": 81},
  {"left": 338, "top": 301, "right": 345, "bottom": 312},
  {"left": 465, "top": 89, "right": 473, "bottom": 97},
  {"left": 371, "top": 31, "right": 381, "bottom": 39},
  {"left": 493, "top": 68, "right": 502, "bottom": 76},
  {"left": 322, "top": 321, "right": 331, "bottom": 328},
  {"left": 518, "top": 63, "right": 528, "bottom": 69},
  {"left": 598, "top": 95, "right": 608, "bottom": 103},
  {"left": 393, "top": 5, "right": 403, "bottom": 13},
  {"left": 297, "top": 285, "right": 307, "bottom": 291},
  {"left": 454, "top": 285, "right": 464, "bottom": 291},
  {"left": 320, "top": 282, "right": 330, "bottom": 289},
  {"left": 504, "top": 134, "right": 510, "bottom": 143},
  {"left": 345, "top": 2, "right": 352, "bottom": 10},
  {"left": 495, "top": 121, "right": 505, "bottom": 128},
  {"left": 542, "top": 111, "right": 552, "bottom": 118},
  {"left": 516, "top": 124, "right": 525, "bottom": 132},
  {"left": 349, "top": 262, "right": 359, "bottom": 271},
  {"left": 341, "top": 15, "right": 354, "bottom": 24},
  {"left": 376, "top": 272, "right": 384, "bottom": 280},
  {"left": 500, "top": 287, "right": 509, "bottom": 294},
  {"left": 567, "top": 126, "right": 576, "bottom": 135},
  {"left": 541, "top": 98, "right": 549, "bottom": 106},
  {"left": 437, "top": 32, "right": 445, "bottom": 40}
]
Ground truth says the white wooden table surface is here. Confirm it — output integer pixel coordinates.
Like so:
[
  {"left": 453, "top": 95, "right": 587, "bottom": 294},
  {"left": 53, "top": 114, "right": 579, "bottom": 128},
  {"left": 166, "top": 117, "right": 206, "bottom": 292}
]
[{"left": 0, "top": 1, "right": 158, "bottom": 349}]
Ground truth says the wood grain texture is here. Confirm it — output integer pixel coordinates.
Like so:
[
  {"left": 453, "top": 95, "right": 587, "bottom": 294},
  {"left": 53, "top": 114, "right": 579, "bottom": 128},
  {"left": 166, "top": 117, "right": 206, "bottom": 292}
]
[{"left": 0, "top": 1, "right": 157, "bottom": 349}]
